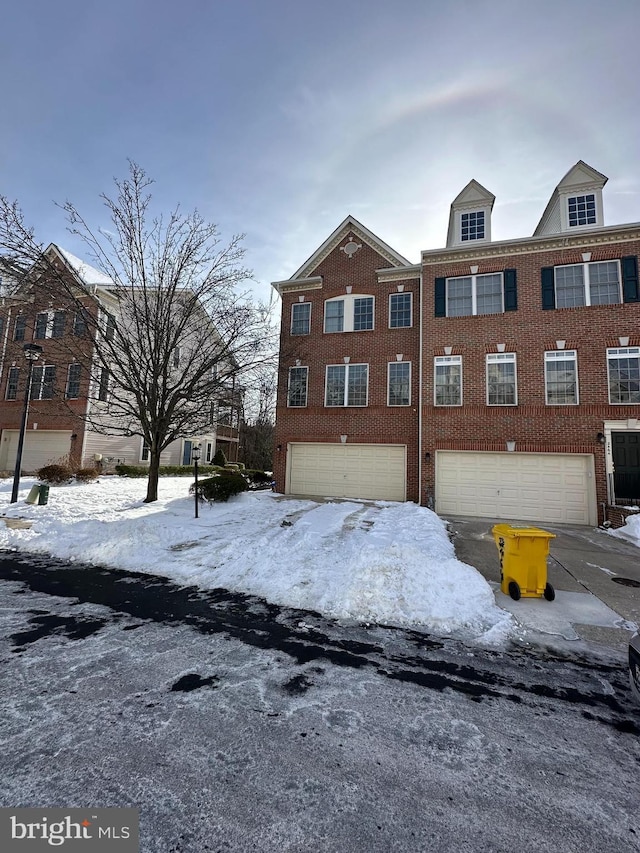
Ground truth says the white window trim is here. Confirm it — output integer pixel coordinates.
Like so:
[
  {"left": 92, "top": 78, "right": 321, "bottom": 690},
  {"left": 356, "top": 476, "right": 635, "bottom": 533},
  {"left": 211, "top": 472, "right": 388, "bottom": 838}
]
[
  {"left": 290, "top": 302, "right": 311, "bottom": 335},
  {"left": 434, "top": 355, "right": 463, "bottom": 407},
  {"left": 544, "top": 350, "right": 579, "bottom": 406},
  {"left": 607, "top": 346, "right": 640, "bottom": 405},
  {"left": 453, "top": 207, "right": 491, "bottom": 246},
  {"left": 287, "top": 365, "right": 308, "bottom": 408},
  {"left": 388, "top": 292, "right": 413, "bottom": 329},
  {"left": 387, "top": 361, "right": 411, "bottom": 406},
  {"left": 324, "top": 294, "right": 375, "bottom": 333},
  {"left": 486, "top": 352, "right": 517, "bottom": 406},
  {"left": 446, "top": 272, "right": 504, "bottom": 317},
  {"left": 560, "top": 189, "right": 603, "bottom": 232},
  {"left": 324, "top": 363, "right": 369, "bottom": 407},
  {"left": 554, "top": 260, "right": 621, "bottom": 307}
]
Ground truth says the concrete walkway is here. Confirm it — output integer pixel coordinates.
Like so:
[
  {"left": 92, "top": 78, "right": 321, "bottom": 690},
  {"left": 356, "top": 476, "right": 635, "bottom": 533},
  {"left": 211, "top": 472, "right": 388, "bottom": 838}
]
[{"left": 446, "top": 515, "right": 640, "bottom": 654}]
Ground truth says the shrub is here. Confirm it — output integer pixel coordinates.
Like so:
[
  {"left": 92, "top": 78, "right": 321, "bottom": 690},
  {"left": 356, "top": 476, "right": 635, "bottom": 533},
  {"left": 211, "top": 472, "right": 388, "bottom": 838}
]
[
  {"left": 190, "top": 472, "right": 249, "bottom": 503},
  {"left": 75, "top": 468, "right": 100, "bottom": 483},
  {"left": 115, "top": 464, "right": 222, "bottom": 478},
  {"left": 37, "top": 463, "right": 73, "bottom": 485},
  {"left": 213, "top": 448, "right": 227, "bottom": 467},
  {"left": 244, "top": 469, "right": 272, "bottom": 489}
]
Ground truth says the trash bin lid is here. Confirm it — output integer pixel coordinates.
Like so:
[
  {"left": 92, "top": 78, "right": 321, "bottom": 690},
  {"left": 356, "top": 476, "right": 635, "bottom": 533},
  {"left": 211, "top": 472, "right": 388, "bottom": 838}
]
[{"left": 491, "top": 523, "right": 556, "bottom": 539}]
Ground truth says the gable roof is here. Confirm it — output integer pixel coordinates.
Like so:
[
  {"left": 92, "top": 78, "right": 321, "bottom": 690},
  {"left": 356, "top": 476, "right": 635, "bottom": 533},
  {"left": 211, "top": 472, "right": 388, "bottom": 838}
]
[
  {"left": 52, "top": 245, "right": 115, "bottom": 288},
  {"left": 287, "top": 215, "right": 412, "bottom": 282},
  {"left": 446, "top": 179, "right": 495, "bottom": 247}
]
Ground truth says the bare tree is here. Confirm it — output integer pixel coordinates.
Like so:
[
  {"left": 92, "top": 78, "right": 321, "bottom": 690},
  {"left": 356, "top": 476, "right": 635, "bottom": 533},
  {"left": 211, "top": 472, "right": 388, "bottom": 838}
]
[{"left": 0, "top": 162, "right": 276, "bottom": 502}]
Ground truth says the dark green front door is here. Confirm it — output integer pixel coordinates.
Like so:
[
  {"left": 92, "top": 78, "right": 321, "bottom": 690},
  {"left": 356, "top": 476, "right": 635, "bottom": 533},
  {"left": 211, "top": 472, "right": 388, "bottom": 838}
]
[{"left": 612, "top": 432, "right": 640, "bottom": 501}]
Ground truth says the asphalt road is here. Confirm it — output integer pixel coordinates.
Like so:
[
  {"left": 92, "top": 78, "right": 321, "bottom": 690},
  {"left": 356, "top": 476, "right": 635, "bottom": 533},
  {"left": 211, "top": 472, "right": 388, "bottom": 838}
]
[{"left": 0, "top": 552, "right": 639, "bottom": 853}]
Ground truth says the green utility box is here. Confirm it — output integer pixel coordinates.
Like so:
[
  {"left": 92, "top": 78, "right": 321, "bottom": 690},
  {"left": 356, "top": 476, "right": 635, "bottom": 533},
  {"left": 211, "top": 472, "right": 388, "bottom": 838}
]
[
  {"left": 492, "top": 524, "right": 556, "bottom": 602},
  {"left": 38, "top": 485, "right": 50, "bottom": 506}
]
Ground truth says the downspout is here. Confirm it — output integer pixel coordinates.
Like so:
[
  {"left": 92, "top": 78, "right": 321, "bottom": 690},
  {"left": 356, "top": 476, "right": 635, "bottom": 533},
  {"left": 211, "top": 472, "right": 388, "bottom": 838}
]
[{"left": 418, "top": 262, "right": 423, "bottom": 506}]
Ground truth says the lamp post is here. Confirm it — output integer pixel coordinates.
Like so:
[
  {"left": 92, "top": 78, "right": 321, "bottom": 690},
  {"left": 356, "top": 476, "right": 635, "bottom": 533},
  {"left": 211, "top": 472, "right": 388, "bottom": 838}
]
[
  {"left": 10, "top": 343, "right": 44, "bottom": 504},
  {"left": 192, "top": 443, "right": 201, "bottom": 518}
]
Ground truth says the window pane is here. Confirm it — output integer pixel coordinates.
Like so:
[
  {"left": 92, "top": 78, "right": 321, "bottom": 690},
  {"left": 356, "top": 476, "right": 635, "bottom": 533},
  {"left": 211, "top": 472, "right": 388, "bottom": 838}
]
[
  {"left": 588, "top": 262, "right": 620, "bottom": 305},
  {"left": 325, "top": 300, "right": 344, "bottom": 333},
  {"left": 388, "top": 362, "right": 410, "bottom": 405},
  {"left": 326, "top": 365, "right": 345, "bottom": 406},
  {"left": 6, "top": 367, "right": 19, "bottom": 400},
  {"left": 461, "top": 211, "right": 485, "bottom": 241},
  {"left": 347, "top": 364, "right": 368, "bottom": 406},
  {"left": 14, "top": 316, "right": 26, "bottom": 341},
  {"left": 389, "top": 293, "right": 411, "bottom": 328},
  {"left": 476, "top": 274, "right": 502, "bottom": 315},
  {"left": 52, "top": 311, "right": 66, "bottom": 338},
  {"left": 545, "top": 353, "right": 577, "bottom": 404},
  {"left": 291, "top": 303, "right": 311, "bottom": 335},
  {"left": 41, "top": 366, "right": 56, "bottom": 399},
  {"left": 288, "top": 367, "right": 308, "bottom": 407},
  {"left": 434, "top": 358, "right": 461, "bottom": 406},
  {"left": 35, "top": 312, "right": 48, "bottom": 339},
  {"left": 555, "top": 265, "right": 585, "bottom": 308},
  {"left": 73, "top": 310, "right": 88, "bottom": 336},
  {"left": 487, "top": 356, "right": 516, "bottom": 405},
  {"left": 447, "top": 278, "right": 472, "bottom": 316},
  {"left": 66, "top": 364, "right": 81, "bottom": 399},
  {"left": 353, "top": 297, "right": 373, "bottom": 331},
  {"left": 568, "top": 194, "right": 596, "bottom": 227},
  {"left": 608, "top": 351, "right": 640, "bottom": 404}
]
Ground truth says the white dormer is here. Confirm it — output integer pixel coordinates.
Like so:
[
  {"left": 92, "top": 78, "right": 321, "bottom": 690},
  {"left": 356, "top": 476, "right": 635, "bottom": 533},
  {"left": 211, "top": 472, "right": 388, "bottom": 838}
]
[
  {"left": 446, "top": 180, "right": 495, "bottom": 248},
  {"left": 534, "top": 161, "right": 607, "bottom": 236}
]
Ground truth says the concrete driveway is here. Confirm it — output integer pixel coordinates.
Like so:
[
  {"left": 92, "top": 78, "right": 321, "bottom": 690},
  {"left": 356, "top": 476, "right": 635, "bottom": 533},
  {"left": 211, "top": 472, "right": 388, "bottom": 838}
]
[{"left": 445, "top": 516, "right": 640, "bottom": 653}]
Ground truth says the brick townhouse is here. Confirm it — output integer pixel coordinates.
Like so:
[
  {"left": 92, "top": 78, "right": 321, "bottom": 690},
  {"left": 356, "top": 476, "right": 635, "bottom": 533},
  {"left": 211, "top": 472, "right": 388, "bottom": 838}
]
[{"left": 273, "top": 162, "right": 640, "bottom": 526}]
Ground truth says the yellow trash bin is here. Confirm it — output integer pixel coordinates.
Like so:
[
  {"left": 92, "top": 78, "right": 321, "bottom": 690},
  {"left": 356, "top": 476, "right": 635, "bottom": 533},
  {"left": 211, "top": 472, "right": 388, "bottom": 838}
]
[{"left": 491, "top": 524, "right": 556, "bottom": 602}]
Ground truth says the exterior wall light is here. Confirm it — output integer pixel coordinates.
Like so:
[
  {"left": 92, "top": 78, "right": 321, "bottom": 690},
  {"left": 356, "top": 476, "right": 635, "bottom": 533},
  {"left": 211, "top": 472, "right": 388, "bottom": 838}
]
[{"left": 506, "top": 440, "right": 516, "bottom": 452}]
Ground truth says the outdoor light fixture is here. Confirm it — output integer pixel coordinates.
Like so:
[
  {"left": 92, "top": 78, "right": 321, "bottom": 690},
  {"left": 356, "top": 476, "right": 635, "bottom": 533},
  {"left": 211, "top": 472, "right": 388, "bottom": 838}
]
[
  {"left": 192, "top": 443, "right": 202, "bottom": 519},
  {"left": 10, "top": 343, "right": 44, "bottom": 504},
  {"left": 425, "top": 452, "right": 431, "bottom": 462},
  {"left": 506, "top": 440, "right": 516, "bottom": 452},
  {"left": 597, "top": 432, "right": 606, "bottom": 445}
]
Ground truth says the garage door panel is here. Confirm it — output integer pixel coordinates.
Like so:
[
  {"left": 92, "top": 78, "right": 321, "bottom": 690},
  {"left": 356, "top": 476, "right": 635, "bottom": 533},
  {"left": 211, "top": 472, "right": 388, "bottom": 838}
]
[
  {"left": 289, "top": 444, "right": 406, "bottom": 501},
  {"left": 436, "top": 451, "right": 595, "bottom": 525}
]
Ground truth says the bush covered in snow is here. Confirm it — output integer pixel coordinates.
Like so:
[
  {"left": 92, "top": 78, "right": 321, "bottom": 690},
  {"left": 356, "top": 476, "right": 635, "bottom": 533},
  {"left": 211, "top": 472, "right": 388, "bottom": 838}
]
[
  {"left": 37, "top": 463, "right": 74, "bottom": 485},
  {"left": 74, "top": 468, "right": 100, "bottom": 483}
]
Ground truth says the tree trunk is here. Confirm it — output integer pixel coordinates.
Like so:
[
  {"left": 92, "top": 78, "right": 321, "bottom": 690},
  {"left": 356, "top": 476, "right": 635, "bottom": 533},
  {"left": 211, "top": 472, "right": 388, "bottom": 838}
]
[{"left": 145, "top": 449, "right": 161, "bottom": 503}]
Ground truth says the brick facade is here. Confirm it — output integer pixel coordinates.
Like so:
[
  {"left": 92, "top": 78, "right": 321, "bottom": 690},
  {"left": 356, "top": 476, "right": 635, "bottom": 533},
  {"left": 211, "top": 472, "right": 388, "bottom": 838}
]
[{"left": 273, "top": 169, "right": 640, "bottom": 525}]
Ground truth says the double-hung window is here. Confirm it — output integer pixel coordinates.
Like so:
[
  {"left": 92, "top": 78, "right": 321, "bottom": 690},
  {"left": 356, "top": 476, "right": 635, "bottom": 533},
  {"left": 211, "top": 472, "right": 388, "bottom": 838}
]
[
  {"left": 555, "top": 261, "right": 621, "bottom": 308},
  {"left": 104, "top": 312, "right": 116, "bottom": 341},
  {"left": 31, "top": 365, "right": 56, "bottom": 400},
  {"left": 98, "top": 367, "right": 110, "bottom": 402},
  {"left": 324, "top": 295, "right": 374, "bottom": 333},
  {"left": 388, "top": 362, "right": 410, "bottom": 406},
  {"left": 325, "top": 364, "right": 368, "bottom": 407},
  {"left": 434, "top": 356, "right": 462, "bottom": 406},
  {"left": 287, "top": 366, "right": 308, "bottom": 407},
  {"left": 6, "top": 366, "right": 20, "bottom": 400},
  {"left": 446, "top": 273, "right": 503, "bottom": 317},
  {"left": 607, "top": 347, "right": 640, "bottom": 404},
  {"left": 14, "top": 316, "right": 26, "bottom": 341},
  {"left": 487, "top": 353, "right": 517, "bottom": 406},
  {"left": 389, "top": 293, "right": 412, "bottom": 328},
  {"left": 290, "top": 302, "right": 311, "bottom": 335},
  {"left": 545, "top": 351, "right": 578, "bottom": 405},
  {"left": 65, "top": 363, "right": 82, "bottom": 399},
  {"left": 73, "top": 310, "right": 88, "bottom": 336}
]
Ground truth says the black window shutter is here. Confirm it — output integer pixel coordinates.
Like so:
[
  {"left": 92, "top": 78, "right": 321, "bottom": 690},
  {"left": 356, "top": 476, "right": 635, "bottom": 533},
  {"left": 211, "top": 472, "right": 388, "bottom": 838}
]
[
  {"left": 622, "top": 256, "right": 639, "bottom": 303},
  {"left": 503, "top": 269, "right": 517, "bottom": 311},
  {"left": 541, "top": 267, "right": 555, "bottom": 310},
  {"left": 435, "top": 278, "right": 446, "bottom": 317}
]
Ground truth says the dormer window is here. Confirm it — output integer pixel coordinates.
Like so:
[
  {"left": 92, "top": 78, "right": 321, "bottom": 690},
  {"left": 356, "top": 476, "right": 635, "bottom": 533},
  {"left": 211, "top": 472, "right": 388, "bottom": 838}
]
[
  {"left": 567, "top": 194, "right": 596, "bottom": 227},
  {"left": 461, "top": 211, "right": 485, "bottom": 242}
]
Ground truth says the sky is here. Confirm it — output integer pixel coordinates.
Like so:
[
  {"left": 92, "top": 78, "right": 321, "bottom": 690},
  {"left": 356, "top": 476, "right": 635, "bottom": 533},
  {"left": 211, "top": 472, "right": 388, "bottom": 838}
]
[{"left": 2, "top": 0, "right": 640, "bottom": 306}]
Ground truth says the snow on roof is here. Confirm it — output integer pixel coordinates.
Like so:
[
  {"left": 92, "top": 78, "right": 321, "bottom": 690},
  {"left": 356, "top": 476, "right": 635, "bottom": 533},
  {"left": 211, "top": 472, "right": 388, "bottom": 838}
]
[{"left": 56, "top": 246, "right": 115, "bottom": 287}]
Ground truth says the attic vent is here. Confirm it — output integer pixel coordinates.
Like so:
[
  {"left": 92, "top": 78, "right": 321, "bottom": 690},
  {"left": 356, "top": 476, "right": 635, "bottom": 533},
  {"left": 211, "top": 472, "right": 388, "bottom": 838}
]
[{"left": 341, "top": 237, "right": 361, "bottom": 259}]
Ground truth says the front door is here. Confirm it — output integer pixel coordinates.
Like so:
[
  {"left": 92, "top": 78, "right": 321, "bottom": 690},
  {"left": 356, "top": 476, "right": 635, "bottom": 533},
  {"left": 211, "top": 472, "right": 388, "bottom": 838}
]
[{"left": 612, "top": 432, "right": 640, "bottom": 501}]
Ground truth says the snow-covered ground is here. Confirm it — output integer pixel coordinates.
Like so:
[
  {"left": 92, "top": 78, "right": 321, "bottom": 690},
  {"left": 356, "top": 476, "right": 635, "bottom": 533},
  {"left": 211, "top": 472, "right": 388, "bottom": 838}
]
[
  {"left": 0, "top": 476, "right": 514, "bottom": 645},
  {"left": 609, "top": 511, "right": 640, "bottom": 547}
]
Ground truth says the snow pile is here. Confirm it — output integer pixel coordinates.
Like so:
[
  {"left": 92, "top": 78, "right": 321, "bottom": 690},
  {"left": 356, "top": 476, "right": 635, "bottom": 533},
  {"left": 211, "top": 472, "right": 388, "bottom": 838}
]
[
  {"left": 0, "top": 477, "right": 514, "bottom": 644},
  {"left": 609, "top": 512, "right": 640, "bottom": 547}
]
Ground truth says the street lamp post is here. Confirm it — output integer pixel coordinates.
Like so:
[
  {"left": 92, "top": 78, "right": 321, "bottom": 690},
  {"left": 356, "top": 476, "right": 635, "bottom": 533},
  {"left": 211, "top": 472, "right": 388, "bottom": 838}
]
[
  {"left": 10, "top": 343, "right": 44, "bottom": 504},
  {"left": 192, "top": 443, "right": 201, "bottom": 519}
]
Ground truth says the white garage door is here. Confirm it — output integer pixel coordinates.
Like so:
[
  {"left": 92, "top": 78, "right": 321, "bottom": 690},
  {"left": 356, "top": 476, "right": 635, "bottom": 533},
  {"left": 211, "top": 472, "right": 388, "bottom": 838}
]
[
  {"left": 288, "top": 443, "right": 406, "bottom": 501},
  {"left": 1, "top": 430, "right": 72, "bottom": 473},
  {"left": 436, "top": 451, "right": 596, "bottom": 525}
]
